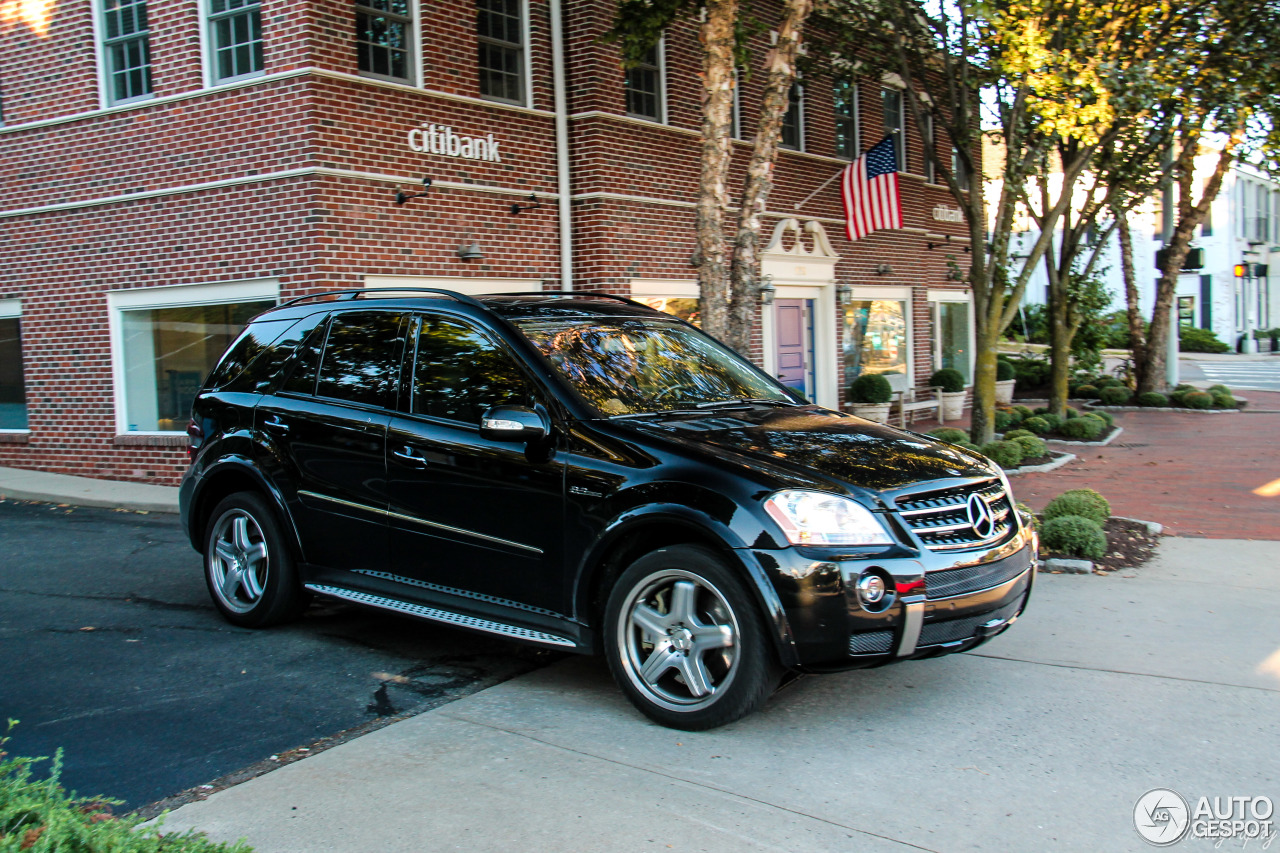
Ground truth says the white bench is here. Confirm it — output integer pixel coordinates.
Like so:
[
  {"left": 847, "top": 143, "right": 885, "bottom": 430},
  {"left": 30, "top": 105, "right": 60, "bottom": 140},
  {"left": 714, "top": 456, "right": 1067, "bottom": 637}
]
[{"left": 885, "top": 374, "right": 944, "bottom": 427}]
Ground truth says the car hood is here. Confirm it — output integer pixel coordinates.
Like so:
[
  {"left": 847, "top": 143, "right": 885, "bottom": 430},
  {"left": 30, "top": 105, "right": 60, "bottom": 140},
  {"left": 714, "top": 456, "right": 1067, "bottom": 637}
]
[{"left": 618, "top": 405, "right": 995, "bottom": 495}]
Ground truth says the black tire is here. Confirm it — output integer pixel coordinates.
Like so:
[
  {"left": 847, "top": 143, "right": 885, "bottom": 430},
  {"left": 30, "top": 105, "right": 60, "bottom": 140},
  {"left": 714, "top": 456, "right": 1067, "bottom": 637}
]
[
  {"left": 603, "top": 544, "right": 781, "bottom": 730},
  {"left": 203, "top": 491, "right": 308, "bottom": 628}
]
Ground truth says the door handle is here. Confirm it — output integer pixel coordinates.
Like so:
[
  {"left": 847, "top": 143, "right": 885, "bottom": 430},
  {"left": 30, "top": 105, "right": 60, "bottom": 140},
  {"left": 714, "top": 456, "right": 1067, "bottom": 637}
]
[
  {"left": 393, "top": 447, "right": 429, "bottom": 468},
  {"left": 263, "top": 416, "right": 290, "bottom": 435}
]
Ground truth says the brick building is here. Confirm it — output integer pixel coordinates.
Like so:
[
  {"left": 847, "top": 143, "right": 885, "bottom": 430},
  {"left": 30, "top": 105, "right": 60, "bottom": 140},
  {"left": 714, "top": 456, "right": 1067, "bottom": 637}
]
[{"left": 0, "top": 0, "right": 975, "bottom": 485}]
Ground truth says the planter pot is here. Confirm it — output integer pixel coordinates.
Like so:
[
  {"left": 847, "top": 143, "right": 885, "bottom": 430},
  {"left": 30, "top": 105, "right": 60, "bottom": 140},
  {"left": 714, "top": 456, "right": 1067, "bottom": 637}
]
[
  {"left": 994, "top": 379, "right": 1016, "bottom": 406},
  {"left": 848, "top": 402, "right": 892, "bottom": 423},
  {"left": 940, "top": 390, "right": 967, "bottom": 421}
]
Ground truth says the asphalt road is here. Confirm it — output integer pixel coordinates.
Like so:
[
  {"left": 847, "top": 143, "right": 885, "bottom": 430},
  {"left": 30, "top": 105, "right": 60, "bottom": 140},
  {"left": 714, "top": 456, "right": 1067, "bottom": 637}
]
[{"left": 0, "top": 500, "right": 557, "bottom": 812}]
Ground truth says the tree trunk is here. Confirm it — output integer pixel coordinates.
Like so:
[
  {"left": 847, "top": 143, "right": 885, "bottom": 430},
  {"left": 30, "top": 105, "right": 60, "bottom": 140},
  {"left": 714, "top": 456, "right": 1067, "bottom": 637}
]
[
  {"left": 725, "top": 0, "right": 814, "bottom": 355},
  {"left": 1047, "top": 268, "right": 1072, "bottom": 417},
  {"left": 1115, "top": 211, "right": 1147, "bottom": 375},
  {"left": 693, "top": 0, "right": 738, "bottom": 343}
]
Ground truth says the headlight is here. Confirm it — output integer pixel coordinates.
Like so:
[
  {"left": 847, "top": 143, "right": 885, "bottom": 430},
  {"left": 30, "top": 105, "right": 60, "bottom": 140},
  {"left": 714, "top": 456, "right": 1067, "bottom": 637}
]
[{"left": 763, "top": 490, "right": 893, "bottom": 546}]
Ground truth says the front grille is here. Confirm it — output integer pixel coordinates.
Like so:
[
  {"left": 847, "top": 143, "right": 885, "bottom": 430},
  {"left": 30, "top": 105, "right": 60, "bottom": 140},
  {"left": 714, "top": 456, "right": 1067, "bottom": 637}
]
[
  {"left": 848, "top": 630, "right": 894, "bottom": 655},
  {"left": 917, "top": 597, "right": 1023, "bottom": 647},
  {"left": 925, "top": 559, "right": 1029, "bottom": 600},
  {"left": 894, "top": 479, "right": 1014, "bottom": 552}
]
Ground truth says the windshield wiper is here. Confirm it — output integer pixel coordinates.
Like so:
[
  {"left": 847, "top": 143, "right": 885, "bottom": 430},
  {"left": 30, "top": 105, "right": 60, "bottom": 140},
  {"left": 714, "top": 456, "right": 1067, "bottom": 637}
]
[{"left": 694, "top": 397, "right": 802, "bottom": 409}]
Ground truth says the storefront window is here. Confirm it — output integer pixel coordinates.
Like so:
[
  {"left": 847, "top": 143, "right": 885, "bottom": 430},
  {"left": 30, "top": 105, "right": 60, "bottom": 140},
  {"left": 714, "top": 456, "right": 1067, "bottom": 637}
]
[
  {"left": 640, "top": 297, "right": 700, "bottom": 327},
  {"left": 121, "top": 300, "right": 272, "bottom": 431},
  {"left": 935, "top": 300, "right": 972, "bottom": 384},
  {"left": 0, "top": 316, "right": 27, "bottom": 430},
  {"left": 843, "top": 299, "right": 907, "bottom": 380}
]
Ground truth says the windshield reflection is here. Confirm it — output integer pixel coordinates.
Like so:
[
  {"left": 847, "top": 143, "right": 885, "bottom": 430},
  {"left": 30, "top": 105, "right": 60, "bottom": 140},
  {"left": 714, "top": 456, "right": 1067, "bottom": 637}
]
[{"left": 513, "top": 318, "right": 793, "bottom": 416}]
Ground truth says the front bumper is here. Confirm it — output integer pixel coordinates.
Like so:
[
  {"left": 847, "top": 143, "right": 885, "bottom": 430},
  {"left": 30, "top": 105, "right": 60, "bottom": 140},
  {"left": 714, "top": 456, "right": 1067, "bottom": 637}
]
[{"left": 749, "top": 529, "right": 1036, "bottom": 672}]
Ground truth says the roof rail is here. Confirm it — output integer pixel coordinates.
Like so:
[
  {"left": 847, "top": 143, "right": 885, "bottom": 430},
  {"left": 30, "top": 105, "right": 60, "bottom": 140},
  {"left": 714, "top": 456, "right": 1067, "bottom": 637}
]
[
  {"left": 278, "top": 288, "right": 486, "bottom": 310},
  {"left": 484, "top": 291, "right": 649, "bottom": 309}
]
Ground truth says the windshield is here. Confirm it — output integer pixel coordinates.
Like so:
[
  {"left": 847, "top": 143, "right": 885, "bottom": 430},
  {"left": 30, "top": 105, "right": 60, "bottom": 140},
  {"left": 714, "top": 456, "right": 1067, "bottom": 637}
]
[{"left": 513, "top": 317, "right": 795, "bottom": 416}]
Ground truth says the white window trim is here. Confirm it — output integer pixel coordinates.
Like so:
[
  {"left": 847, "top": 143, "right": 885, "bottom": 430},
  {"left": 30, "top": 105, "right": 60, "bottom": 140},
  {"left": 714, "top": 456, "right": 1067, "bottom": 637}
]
[
  {"left": 201, "top": 0, "right": 266, "bottom": 88},
  {"left": 882, "top": 85, "right": 906, "bottom": 172},
  {"left": 363, "top": 275, "right": 540, "bottom": 296},
  {"left": 476, "top": 0, "right": 532, "bottom": 109},
  {"left": 927, "top": 289, "right": 974, "bottom": 387},
  {"left": 844, "top": 286, "right": 913, "bottom": 385},
  {"left": 0, "top": 298, "right": 24, "bottom": 433},
  {"left": 356, "top": 0, "right": 421, "bottom": 87},
  {"left": 624, "top": 36, "right": 667, "bottom": 124},
  {"left": 107, "top": 279, "right": 279, "bottom": 435},
  {"left": 93, "top": 0, "right": 155, "bottom": 108}
]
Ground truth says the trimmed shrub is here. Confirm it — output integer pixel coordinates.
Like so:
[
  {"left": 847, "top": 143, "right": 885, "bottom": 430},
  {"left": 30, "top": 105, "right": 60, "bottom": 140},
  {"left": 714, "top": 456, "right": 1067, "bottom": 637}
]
[
  {"left": 929, "top": 368, "right": 966, "bottom": 393},
  {"left": 1063, "top": 405, "right": 1079, "bottom": 419},
  {"left": 1008, "top": 356, "right": 1051, "bottom": 388},
  {"left": 1036, "top": 412, "right": 1063, "bottom": 431},
  {"left": 1174, "top": 383, "right": 1197, "bottom": 393},
  {"left": 1041, "top": 515, "right": 1108, "bottom": 560},
  {"left": 996, "top": 359, "right": 1016, "bottom": 381},
  {"left": 1179, "top": 326, "right": 1230, "bottom": 353},
  {"left": 1058, "top": 416, "right": 1104, "bottom": 440},
  {"left": 1098, "top": 385, "right": 1133, "bottom": 405},
  {"left": 1135, "top": 391, "right": 1168, "bottom": 407},
  {"left": 1208, "top": 384, "right": 1231, "bottom": 395},
  {"left": 1093, "top": 376, "right": 1123, "bottom": 388},
  {"left": 1043, "top": 488, "right": 1111, "bottom": 523},
  {"left": 1168, "top": 389, "right": 1188, "bottom": 406},
  {"left": 1089, "top": 409, "right": 1115, "bottom": 427},
  {"left": 1022, "top": 416, "right": 1050, "bottom": 435},
  {"left": 1183, "top": 390, "right": 1213, "bottom": 409},
  {"left": 1011, "top": 434, "right": 1047, "bottom": 459},
  {"left": 1074, "top": 384, "right": 1100, "bottom": 400},
  {"left": 850, "top": 372, "right": 893, "bottom": 404},
  {"left": 979, "top": 440, "right": 1024, "bottom": 470},
  {"left": 927, "top": 427, "right": 969, "bottom": 444},
  {"left": 1004, "top": 428, "right": 1035, "bottom": 440},
  {"left": 993, "top": 409, "right": 1020, "bottom": 431},
  {"left": 1211, "top": 391, "right": 1237, "bottom": 409},
  {"left": 1013, "top": 404, "right": 1035, "bottom": 419}
]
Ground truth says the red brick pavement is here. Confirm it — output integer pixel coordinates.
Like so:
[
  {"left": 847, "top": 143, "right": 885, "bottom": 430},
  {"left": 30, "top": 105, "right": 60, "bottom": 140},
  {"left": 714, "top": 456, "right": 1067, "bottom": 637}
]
[{"left": 915, "top": 391, "right": 1280, "bottom": 540}]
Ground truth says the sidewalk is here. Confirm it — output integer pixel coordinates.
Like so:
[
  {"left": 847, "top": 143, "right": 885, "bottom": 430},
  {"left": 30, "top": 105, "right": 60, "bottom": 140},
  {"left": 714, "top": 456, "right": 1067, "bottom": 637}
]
[{"left": 0, "top": 465, "right": 179, "bottom": 513}]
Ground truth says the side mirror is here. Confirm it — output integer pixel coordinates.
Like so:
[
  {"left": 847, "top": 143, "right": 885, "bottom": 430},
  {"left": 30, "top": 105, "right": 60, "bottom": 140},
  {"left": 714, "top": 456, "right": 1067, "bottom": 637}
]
[{"left": 480, "top": 405, "right": 549, "bottom": 443}]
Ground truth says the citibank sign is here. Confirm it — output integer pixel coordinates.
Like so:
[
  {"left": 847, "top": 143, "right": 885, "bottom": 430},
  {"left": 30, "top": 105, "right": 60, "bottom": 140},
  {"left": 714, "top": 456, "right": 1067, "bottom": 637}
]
[
  {"left": 407, "top": 123, "right": 503, "bottom": 163},
  {"left": 932, "top": 205, "right": 964, "bottom": 223}
]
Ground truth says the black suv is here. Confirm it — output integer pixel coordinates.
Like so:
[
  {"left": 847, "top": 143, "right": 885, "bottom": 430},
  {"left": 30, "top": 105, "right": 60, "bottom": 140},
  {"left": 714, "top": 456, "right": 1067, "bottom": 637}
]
[{"left": 180, "top": 290, "right": 1036, "bottom": 729}]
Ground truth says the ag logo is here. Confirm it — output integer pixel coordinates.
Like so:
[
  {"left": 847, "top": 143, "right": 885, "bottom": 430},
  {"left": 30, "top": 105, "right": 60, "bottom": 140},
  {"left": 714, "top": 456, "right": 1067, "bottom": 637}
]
[
  {"left": 966, "top": 492, "right": 995, "bottom": 539},
  {"left": 1134, "top": 788, "right": 1191, "bottom": 846}
]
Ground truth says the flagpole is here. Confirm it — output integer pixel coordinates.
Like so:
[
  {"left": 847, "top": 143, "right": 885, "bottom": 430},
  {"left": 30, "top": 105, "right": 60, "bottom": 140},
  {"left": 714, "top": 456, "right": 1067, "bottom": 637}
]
[{"left": 793, "top": 166, "right": 847, "bottom": 210}]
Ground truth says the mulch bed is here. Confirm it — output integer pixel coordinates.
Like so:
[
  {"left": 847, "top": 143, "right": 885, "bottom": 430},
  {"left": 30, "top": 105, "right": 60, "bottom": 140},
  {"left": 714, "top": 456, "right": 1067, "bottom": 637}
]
[{"left": 1040, "top": 516, "right": 1160, "bottom": 573}]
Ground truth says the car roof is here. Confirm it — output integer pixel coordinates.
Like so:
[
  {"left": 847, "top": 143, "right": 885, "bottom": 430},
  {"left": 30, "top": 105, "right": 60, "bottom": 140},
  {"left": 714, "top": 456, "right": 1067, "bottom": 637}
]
[{"left": 249, "top": 290, "right": 669, "bottom": 325}]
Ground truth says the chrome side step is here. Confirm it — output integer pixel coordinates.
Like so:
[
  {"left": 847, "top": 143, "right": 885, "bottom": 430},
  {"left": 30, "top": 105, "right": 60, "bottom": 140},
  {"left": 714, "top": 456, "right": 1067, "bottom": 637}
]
[{"left": 305, "top": 584, "right": 578, "bottom": 648}]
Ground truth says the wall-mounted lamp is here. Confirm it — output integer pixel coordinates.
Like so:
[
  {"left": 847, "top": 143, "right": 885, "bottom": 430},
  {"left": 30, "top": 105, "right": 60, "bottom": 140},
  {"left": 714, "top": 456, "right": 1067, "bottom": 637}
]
[
  {"left": 396, "top": 177, "right": 433, "bottom": 206},
  {"left": 759, "top": 275, "right": 776, "bottom": 305},
  {"left": 510, "top": 194, "right": 542, "bottom": 216},
  {"left": 836, "top": 281, "right": 853, "bottom": 305},
  {"left": 875, "top": 263, "right": 893, "bottom": 276},
  {"left": 457, "top": 242, "right": 484, "bottom": 261}
]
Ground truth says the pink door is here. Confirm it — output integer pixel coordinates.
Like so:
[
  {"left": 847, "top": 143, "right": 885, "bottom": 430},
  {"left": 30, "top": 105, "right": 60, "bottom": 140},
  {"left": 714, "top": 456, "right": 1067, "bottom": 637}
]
[{"left": 775, "top": 298, "right": 815, "bottom": 400}]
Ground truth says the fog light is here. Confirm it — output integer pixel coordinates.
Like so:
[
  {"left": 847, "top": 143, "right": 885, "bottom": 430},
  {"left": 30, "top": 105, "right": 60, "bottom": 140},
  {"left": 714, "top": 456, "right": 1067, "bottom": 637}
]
[{"left": 857, "top": 573, "right": 887, "bottom": 606}]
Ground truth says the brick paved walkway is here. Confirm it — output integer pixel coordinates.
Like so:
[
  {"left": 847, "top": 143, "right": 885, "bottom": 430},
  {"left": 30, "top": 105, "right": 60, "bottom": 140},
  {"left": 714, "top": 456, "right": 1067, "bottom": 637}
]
[{"left": 916, "top": 391, "right": 1280, "bottom": 540}]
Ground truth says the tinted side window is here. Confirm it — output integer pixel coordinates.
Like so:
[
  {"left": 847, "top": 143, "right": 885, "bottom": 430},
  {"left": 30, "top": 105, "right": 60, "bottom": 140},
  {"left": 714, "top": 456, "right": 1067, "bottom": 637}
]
[
  {"left": 205, "top": 319, "right": 293, "bottom": 391},
  {"left": 281, "top": 318, "right": 329, "bottom": 396},
  {"left": 413, "top": 315, "right": 533, "bottom": 423},
  {"left": 222, "top": 313, "right": 326, "bottom": 393},
  {"left": 315, "top": 311, "right": 407, "bottom": 408}
]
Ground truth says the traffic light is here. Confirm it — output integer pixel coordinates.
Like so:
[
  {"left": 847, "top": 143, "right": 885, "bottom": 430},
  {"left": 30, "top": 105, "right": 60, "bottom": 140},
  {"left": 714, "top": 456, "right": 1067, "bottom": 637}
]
[
  {"left": 1236, "top": 263, "right": 1248, "bottom": 277},
  {"left": 1234, "top": 263, "right": 1268, "bottom": 277}
]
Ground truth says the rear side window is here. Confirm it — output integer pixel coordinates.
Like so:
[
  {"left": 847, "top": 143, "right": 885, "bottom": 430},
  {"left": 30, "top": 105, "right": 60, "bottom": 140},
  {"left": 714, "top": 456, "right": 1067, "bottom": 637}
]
[
  {"left": 217, "top": 313, "right": 326, "bottom": 393},
  {"left": 205, "top": 319, "right": 293, "bottom": 391},
  {"left": 412, "top": 315, "right": 534, "bottom": 423},
  {"left": 314, "top": 311, "right": 407, "bottom": 408}
]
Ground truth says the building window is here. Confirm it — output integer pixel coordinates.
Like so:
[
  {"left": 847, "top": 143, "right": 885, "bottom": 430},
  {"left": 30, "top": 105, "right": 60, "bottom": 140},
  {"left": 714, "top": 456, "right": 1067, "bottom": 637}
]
[
  {"left": 882, "top": 87, "right": 905, "bottom": 171},
  {"left": 356, "top": 1, "right": 413, "bottom": 83},
  {"left": 0, "top": 302, "right": 26, "bottom": 431},
  {"left": 110, "top": 282, "right": 277, "bottom": 433},
  {"left": 781, "top": 84, "right": 804, "bottom": 151},
  {"left": 477, "top": 0, "right": 525, "bottom": 105},
  {"left": 208, "top": 0, "right": 263, "bottom": 84},
  {"left": 843, "top": 299, "right": 907, "bottom": 382},
  {"left": 923, "top": 114, "right": 936, "bottom": 182},
  {"left": 932, "top": 297, "right": 972, "bottom": 385},
  {"left": 101, "top": 0, "right": 153, "bottom": 104},
  {"left": 624, "top": 44, "right": 664, "bottom": 121},
  {"left": 952, "top": 146, "right": 970, "bottom": 191},
  {"left": 834, "top": 79, "right": 859, "bottom": 160},
  {"left": 730, "top": 67, "right": 742, "bottom": 140}
]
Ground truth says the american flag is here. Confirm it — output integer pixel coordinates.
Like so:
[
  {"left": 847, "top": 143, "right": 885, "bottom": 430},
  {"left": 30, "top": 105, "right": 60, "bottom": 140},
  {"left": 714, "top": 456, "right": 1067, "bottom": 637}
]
[{"left": 841, "top": 137, "right": 902, "bottom": 241}]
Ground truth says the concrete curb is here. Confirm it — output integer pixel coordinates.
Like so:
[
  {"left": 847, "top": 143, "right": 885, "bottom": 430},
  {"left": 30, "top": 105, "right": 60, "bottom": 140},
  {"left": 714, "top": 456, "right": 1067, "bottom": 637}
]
[
  {"left": 1046, "top": 426, "right": 1125, "bottom": 447},
  {"left": 1006, "top": 451, "right": 1076, "bottom": 476},
  {"left": 1039, "top": 557, "right": 1093, "bottom": 574}
]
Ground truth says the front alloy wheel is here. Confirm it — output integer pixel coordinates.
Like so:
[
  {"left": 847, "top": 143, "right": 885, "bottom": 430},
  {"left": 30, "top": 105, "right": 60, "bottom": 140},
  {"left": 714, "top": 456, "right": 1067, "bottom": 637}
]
[{"left": 605, "top": 545, "right": 780, "bottom": 730}]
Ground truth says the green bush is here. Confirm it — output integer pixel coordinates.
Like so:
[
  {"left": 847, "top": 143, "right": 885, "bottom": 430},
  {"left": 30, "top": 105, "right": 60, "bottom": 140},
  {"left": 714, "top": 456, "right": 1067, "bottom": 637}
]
[
  {"left": 1179, "top": 326, "right": 1230, "bottom": 353},
  {"left": 954, "top": 439, "right": 981, "bottom": 453},
  {"left": 1093, "top": 376, "right": 1122, "bottom": 388},
  {"left": 1135, "top": 391, "right": 1168, "bottom": 407},
  {"left": 927, "top": 427, "right": 969, "bottom": 444},
  {"left": 929, "top": 368, "right": 966, "bottom": 393},
  {"left": 993, "top": 409, "right": 1020, "bottom": 431},
  {"left": 1036, "top": 412, "right": 1063, "bottom": 431},
  {"left": 1058, "top": 416, "right": 1104, "bottom": 440},
  {"left": 1211, "top": 391, "right": 1236, "bottom": 409},
  {"left": 979, "top": 440, "right": 1024, "bottom": 469},
  {"left": 1041, "top": 515, "right": 1108, "bottom": 560},
  {"left": 1207, "top": 384, "right": 1231, "bottom": 395},
  {"left": 1011, "top": 434, "right": 1047, "bottom": 459},
  {"left": 996, "top": 359, "right": 1016, "bottom": 381},
  {"left": 1022, "top": 416, "right": 1050, "bottom": 435},
  {"left": 849, "top": 372, "right": 893, "bottom": 404},
  {"left": 1043, "top": 488, "right": 1111, "bottom": 523},
  {"left": 1004, "top": 428, "right": 1035, "bottom": 440},
  {"left": 1063, "top": 405, "right": 1079, "bottom": 419},
  {"left": 1098, "top": 385, "right": 1133, "bottom": 405},
  {"left": 1074, "top": 384, "right": 1099, "bottom": 400},
  {"left": 1012, "top": 404, "right": 1035, "bottom": 419},
  {"left": 1092, "top": 409, "right": 1115, "bottom": 426},
  {"left": 0, "top": 731, "right": 253, "bottom": 852},
  {"left": 1183, "top": 390, "right": 1213, "bottom": 409},
  {"left": 1168, "top": 389, "right": 1188, "bottom": 406},
  {"left": 1007, "top": 355, "right": 1052, "bottom": 388}
]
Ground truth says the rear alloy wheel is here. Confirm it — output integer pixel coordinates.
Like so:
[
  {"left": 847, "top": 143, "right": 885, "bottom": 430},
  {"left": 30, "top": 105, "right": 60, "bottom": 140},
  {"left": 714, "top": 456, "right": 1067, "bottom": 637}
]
[
  {"left": 204, "top": 491, "right": 307, "bottom": 627},
  {"left": 605, "top": 544, "right": 780, "bottom": 730}
]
